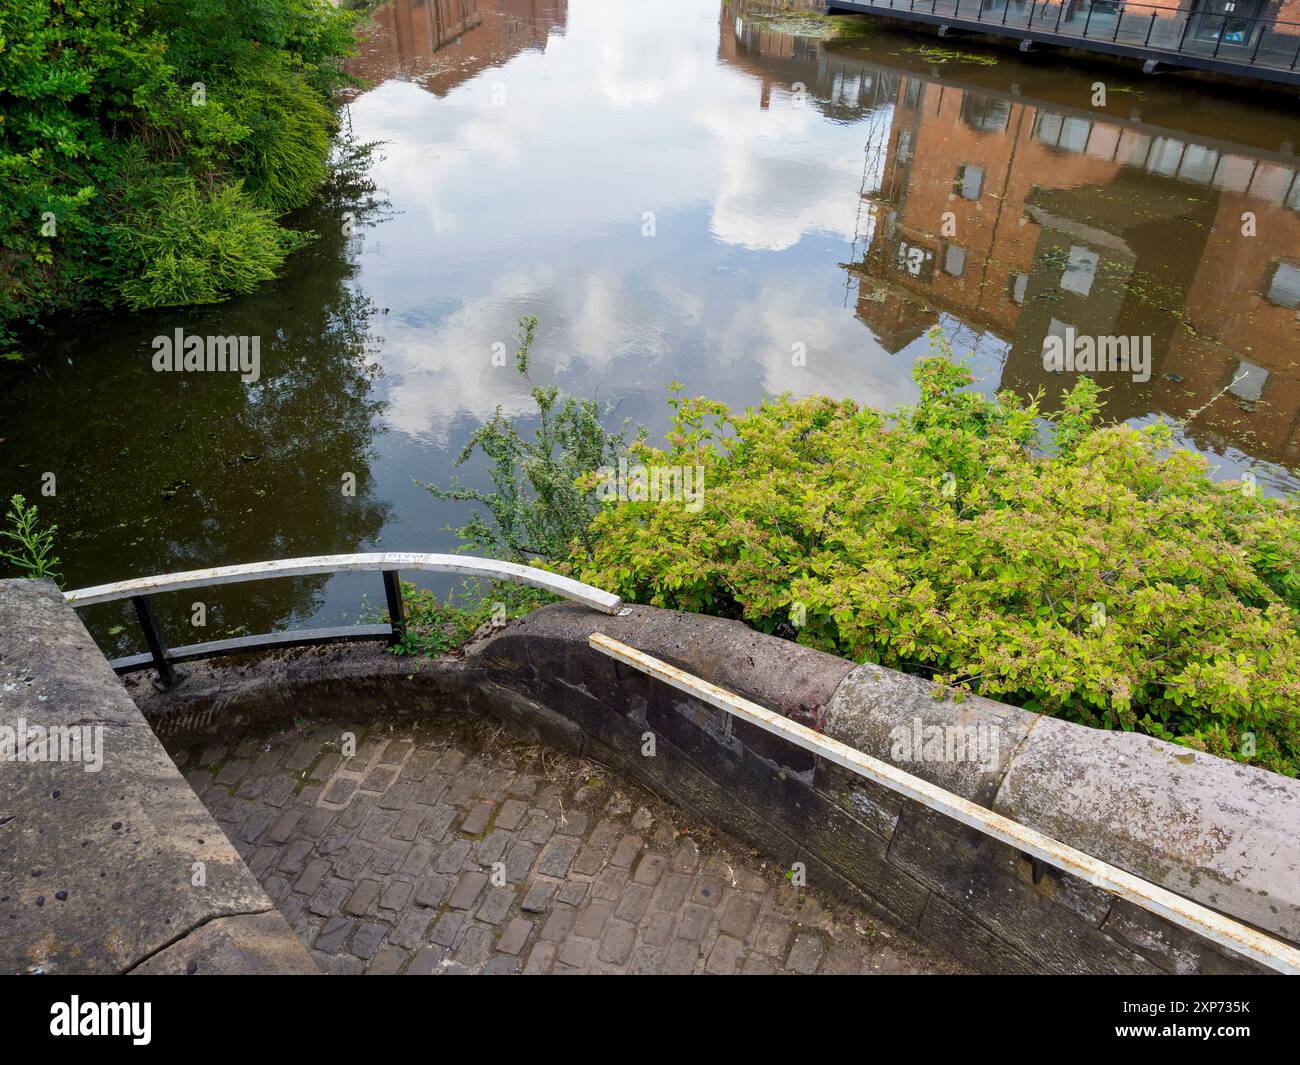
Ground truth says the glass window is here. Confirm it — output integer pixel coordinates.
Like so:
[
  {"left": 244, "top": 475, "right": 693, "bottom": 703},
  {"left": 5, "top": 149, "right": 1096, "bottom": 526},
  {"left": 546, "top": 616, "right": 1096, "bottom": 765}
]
[
  {"left": 960, "top": 93, "right": 1012, "bottom": 133},
  {"left": 1228, "top": 360, "right": 1267, "bottom": 403},
  {"left": 1061, "top": 245, "right": 1099, "bottom": 297},
  {"left": 1177, "top": 144, "right": 1219, "bottom": 186},
  {"left": 897, "top": 241, "right": 935, "bottom": 280},
  {"left": 1008, "top": 272, "right": 1028, "bottom": 305},
  {"left": 1033, "top": 112, "right": 1064, "bottom": 145},
  {"left": 1147, "top": 137, "right": 1185, "bottom": 177},
  {"left": 1059, "top": 117, "right": 1091, "bottom": 153},
  {"left": 1033, "top": 112, "right": 1090, "bottom": 153},
  {"left": 955, "top": 164, "right": 984, "bottom": 200},
  {"left": 1041, "top": 318, "right": 1073, "bottom": 367},
  {"left": 1264, "top": 261, "right": 1300, "bottom": 308}
]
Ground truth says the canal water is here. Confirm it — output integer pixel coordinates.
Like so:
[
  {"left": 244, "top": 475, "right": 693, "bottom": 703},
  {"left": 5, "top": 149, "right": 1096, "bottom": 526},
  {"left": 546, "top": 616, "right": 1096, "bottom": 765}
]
[{"left": 3, "top": 0, "right": 1298, "bottom": 653}]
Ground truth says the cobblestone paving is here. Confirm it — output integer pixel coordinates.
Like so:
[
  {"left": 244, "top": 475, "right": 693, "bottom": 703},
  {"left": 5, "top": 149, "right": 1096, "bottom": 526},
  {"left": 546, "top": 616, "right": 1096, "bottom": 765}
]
[{"left": 166, "top": 714, "right": 968, "bottom": 975}]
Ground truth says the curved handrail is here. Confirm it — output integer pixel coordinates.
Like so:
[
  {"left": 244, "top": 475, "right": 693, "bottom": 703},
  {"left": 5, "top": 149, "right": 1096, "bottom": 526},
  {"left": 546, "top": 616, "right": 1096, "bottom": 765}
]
[{"left": 65, "top": 552, "right": 622, "bottom": 614}]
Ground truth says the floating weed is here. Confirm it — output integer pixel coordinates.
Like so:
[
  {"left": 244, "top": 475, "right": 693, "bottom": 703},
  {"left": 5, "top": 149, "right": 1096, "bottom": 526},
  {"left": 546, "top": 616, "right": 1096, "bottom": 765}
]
[
  {"left": 908, "top": 45, "right": 999, "bottom": 65},
  {"left": 747, "top": 8, "right": 873, "bottom": 39}
]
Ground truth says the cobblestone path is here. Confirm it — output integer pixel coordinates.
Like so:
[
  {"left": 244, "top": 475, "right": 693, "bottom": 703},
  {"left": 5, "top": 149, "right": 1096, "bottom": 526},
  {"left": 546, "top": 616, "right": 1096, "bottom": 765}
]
[{"left": 165, "top": 713, "right": 968, "bottom": 974}]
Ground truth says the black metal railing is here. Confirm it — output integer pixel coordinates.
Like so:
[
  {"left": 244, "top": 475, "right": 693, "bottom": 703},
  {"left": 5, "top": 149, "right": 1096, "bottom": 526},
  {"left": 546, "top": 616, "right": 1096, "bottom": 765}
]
[
  {"left": 65, "top": 552, "right": 623, "bottom": 690},
  {"left": 832, "top": 0, "right": 1300, "bottom": 76}
]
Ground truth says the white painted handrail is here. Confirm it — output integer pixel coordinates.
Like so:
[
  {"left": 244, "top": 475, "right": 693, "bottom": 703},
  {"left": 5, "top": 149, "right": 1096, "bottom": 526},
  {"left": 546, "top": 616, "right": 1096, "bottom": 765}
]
[
  {"left": 66, "top": 552, "right": 622, "bottom": 614},
  {"left": 590, "top": 632, "right": 1300, "bottom": 975}
]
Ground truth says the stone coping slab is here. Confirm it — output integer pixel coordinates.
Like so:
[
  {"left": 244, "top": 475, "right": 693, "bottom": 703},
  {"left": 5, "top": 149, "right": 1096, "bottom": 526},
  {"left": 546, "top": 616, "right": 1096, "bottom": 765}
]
[{"left": 0, "top": 579, "right": 315, "bottom": 974}]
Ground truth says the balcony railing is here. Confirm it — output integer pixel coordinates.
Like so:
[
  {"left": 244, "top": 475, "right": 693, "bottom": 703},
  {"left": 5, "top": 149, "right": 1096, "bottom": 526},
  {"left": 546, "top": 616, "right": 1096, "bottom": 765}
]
[{"left": 829, "top": 0, "right": 1300, "bottom": 80}]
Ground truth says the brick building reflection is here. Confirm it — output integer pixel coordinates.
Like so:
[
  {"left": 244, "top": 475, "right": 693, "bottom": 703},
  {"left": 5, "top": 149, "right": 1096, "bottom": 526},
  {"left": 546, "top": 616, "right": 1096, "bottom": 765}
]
[
  {"left": 720, "top": 3, "right": 1300, "bottom": 473},
  {"left": 348, "top": 0, "right": 568, "bottom": 95}
]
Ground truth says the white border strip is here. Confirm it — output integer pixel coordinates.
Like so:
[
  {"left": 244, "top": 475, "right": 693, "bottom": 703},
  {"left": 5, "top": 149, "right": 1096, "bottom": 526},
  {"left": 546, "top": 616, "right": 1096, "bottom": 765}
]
[
  {"left": 590, "top": 631, "right": 1300, "bottom": 975},
  {"left": 65, "top": 552, "right": 622, "bottom": 615}
]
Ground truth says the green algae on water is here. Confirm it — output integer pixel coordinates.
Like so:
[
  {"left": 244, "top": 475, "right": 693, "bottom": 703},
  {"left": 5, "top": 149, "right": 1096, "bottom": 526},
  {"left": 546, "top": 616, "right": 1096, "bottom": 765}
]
[{"left": 908, "top": 45, "right": 999, "bottom": 65}]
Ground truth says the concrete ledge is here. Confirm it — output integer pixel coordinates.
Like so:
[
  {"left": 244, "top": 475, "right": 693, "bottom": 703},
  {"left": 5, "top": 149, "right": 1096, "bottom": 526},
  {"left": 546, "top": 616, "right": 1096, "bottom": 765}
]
[
  {"left": 129, "top": 911, "right": 320, "bottom": 975},
  {"left": 822, "top": 663, "right": 1034, "bottom": 806},
  {"left": 0, "top": 579, "right": 314, "bottom": 975},
  {"left": 995, "top": 716, "right": 1300, "bottom": 947},
  {"left": 125, "top": 601, "right": 1298, "bottom": 974},
  {"left": 476, "top": 601, "right": 856, "bottom": 728}
]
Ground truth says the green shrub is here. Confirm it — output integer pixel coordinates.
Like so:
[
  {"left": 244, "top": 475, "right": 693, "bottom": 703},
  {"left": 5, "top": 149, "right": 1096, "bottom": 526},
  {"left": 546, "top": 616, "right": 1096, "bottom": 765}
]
[
  {"left": 390, "top": 581, "right": 556, "bottom": 658},
  {"left": 423, "top": 316, "right": 638, "bottom": 563},
  {"left": 110, "top": 176, "right": 311, "bottom": 309},
  {"left": 423, "top": 326, "right": 1300, "bottom": 775},
  {"left": 566, "top": 333, "right": 1300, "bottom": 776},
  {"left": 224, "top": 55, "right": 336, "bottom": 214},
  {"left": 0, "top": 494, "right": 61, "bottom": 582},
  {"left": 0, "top": 0, "right": 356, "bottom": 349}
]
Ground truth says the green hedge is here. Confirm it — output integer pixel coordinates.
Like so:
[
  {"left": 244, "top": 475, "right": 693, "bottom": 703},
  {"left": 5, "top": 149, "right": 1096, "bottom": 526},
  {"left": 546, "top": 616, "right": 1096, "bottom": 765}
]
[
  {"left": 572, "top": 336, "right": 1300, "bottom": 776},
  {"left": 0, "top": 0, "right": 356, "bottom": 351}
]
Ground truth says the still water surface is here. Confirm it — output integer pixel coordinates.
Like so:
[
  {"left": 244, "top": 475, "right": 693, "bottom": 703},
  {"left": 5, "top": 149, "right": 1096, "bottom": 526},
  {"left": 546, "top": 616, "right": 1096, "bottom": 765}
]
[{"left": 3, "top": 0, "right": 1299, "bottom": 651}]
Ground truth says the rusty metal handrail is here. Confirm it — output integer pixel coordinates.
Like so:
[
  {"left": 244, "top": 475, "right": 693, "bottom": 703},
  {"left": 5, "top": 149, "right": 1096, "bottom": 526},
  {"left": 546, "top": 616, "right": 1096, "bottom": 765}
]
[{"left": 590, "top": 632, "right": 1300, "bottom": 975}]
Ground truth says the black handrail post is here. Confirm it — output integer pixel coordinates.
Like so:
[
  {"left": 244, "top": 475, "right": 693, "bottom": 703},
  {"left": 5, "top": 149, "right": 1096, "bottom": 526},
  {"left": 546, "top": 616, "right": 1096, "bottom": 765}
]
[
  {"left": 382, "top": 570, "right": 406, "bottom": 647},
  {"left": 131, "top": 594, "right": 181, "bottom": 691},
  {"left": 1249, "top": 15, "right": 1266, "bottom": 62},
  {"left": 1177, "top": 7, "right": 1194, "bottom": 52},
  {"left": 1054, "top": 1, "right": 1065, "bottom": 32},
  {"left": 1212, "top": 14, "right": 1227, "bottom": 57},
  {"left": 1082, "top": 1, "right": 1095, "bottom": 37},
  {"left": 1291, "top": 30, "right": 1300, "bottom": 69},
  {"left": 1144, "top": 11, "right": 1156, "bottom": 47}
]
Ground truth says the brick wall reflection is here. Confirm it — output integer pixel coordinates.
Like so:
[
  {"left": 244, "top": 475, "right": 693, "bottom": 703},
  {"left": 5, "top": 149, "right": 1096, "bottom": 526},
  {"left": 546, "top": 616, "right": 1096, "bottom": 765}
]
[
  {"left": 348, "top": 0, "right": 568, "bottom": 95},
  {"left": 719, "top": 2, "right": 1300, "bottom": 473}
]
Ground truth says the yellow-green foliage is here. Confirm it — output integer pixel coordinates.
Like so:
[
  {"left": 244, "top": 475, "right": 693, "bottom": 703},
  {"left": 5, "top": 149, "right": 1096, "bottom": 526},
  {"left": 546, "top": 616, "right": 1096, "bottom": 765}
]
[{"left": 574, "top": 335, "right": 1300, "bottom": 776}]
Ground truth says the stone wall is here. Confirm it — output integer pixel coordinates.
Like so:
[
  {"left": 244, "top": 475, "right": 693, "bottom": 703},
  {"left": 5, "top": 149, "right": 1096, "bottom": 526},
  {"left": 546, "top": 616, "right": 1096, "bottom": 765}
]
[
  {"left": 0, "top": 579, "right": 315, "bottom": 975},
  {"left": 129, "top": 601, "right": 1300, "bottom": 975}
]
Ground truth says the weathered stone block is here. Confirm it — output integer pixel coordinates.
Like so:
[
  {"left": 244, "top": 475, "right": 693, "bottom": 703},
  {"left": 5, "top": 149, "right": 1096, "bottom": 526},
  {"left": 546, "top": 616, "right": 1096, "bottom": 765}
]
[
  {"left": 997, "top": 714, "right": 1300, "bottom": 946},
  {"left": 0, "top": 579, "right": 312, "bottom": 975},
  {"left": 824, "top": 662, "right": 1035, "bottom": 805}
]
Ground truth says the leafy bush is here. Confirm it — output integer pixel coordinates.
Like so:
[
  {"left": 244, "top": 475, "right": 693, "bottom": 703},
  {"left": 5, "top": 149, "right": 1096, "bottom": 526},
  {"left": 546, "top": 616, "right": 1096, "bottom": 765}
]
[
  {"left": 426, "top": 326, "right": 1300, "bottom": 776},
  {"left": 423, "top": 316, "right": 638, "bottom": 563},
  {"left": 224, "top": 56, "right": 336, "bottom": 214},
  {"left": 110, "top": 176, "right": 312, "bottom": 309},
  {"left": 0, "top": 494, "right": 61, "bottom": 581},
  {"left": 571, "top": 335, "right": 1300, "bottom": 775},
  {"left": 390, "top": 581, "right": 556, "bottom": 658},
  {"left": 0, "top": 0, "right": 357, "bottom": 350}
]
